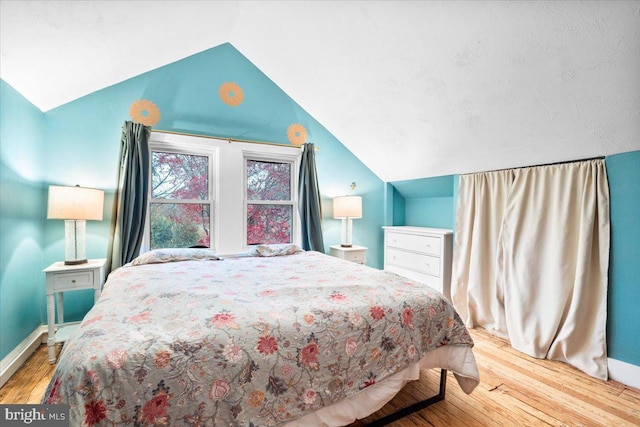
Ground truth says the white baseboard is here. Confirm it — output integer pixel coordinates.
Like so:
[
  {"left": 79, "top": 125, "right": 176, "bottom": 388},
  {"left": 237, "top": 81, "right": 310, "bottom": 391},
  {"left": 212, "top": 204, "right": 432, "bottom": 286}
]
[
  {"left": 0, "top": 325, "right": 48, "bottom": 388},
  {"left": 608, "top": 357, "right": 640, "bottom": 391}
]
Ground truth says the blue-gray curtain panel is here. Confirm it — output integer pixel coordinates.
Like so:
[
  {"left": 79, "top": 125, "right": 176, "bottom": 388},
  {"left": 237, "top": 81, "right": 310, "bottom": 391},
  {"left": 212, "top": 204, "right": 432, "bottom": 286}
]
[
  {"left": 106, "top": 121, "right": 150, "bottom": 275},
  {"left": 298, "top": 143, "right": 325, "bottom": 252}
]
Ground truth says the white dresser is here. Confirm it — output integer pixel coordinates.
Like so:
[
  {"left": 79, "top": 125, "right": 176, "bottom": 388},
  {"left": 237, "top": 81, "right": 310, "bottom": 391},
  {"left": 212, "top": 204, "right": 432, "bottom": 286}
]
[{"left": 383, "top": 226, "right": 453, "bottom": 301}]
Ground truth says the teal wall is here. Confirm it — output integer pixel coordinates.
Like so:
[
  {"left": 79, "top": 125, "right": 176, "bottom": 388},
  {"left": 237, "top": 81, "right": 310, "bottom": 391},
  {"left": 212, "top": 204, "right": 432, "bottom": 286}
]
[
  {"left": 0, "top": 80, "right": 47, "bottom": 360},
  {"left": 404, "top": 198, "right": 454, "bottom": 229},
  {"left": 386, "top": 175, "right": 456, "bottom": 229},
  {"left": 41, "top": 44, "right": 384, "bottom": 273},
  {"left": 38, "top": 42, "right": 384, "bottom": 323},
  {"left": 606, "top": 151, "right": 640, "bottom": 366},
  {"left": 382, "top": 183, "right": 405, "bottom": 227}
]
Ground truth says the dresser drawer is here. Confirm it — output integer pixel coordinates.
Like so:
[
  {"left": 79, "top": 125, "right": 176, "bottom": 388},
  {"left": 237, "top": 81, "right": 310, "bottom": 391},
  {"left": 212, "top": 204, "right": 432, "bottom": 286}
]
[
  {"left": 386, "top": 248, "right": 441, "bottom": 277},
  {"left": 386, "top": 232, "right": 441, "bottom": 256},
  {"left": 52, "top": 271, "right": 94, "bottom": 291}
]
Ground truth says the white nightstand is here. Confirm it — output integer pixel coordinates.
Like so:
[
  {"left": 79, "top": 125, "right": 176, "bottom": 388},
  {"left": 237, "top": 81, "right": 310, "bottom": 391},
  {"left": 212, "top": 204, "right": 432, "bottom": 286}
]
[
  {"left": 329, "top": 245, "right": 367, "bottom": 265},
  {"left": 43, "top": 258, "right": 106, "bottom": 363}
]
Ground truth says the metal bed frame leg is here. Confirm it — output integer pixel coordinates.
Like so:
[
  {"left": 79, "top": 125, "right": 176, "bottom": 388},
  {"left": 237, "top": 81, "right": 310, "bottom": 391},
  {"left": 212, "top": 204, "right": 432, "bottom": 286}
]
[{"left": 363, "top": 369, "right": 447, "bottom": 427}]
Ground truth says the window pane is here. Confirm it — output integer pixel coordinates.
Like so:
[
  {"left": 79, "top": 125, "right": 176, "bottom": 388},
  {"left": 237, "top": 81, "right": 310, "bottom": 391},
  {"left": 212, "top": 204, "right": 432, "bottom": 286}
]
[
  {"left": 152, "top": 152, "right": 209, "bottom": 200},
  {"left": 246, "top": 160, "right": 291, "bottom": 201},
  {"left": 150, "top": 203, "right": 211, "bottom": 249},
  {"left": 247, "top": 204, "right": 292, "bottom": 245}
]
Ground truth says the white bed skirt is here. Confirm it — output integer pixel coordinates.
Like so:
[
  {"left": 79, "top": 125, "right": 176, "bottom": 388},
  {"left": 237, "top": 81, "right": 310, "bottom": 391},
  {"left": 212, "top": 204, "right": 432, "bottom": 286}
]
[{"left": 285, "top": 344, "right": 479, "bottom": 427}]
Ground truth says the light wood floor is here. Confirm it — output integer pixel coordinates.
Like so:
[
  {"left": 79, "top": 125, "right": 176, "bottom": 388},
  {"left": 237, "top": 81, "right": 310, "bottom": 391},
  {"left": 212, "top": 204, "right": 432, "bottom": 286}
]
[{"left": 1, "top": 328, "right": 638, "bottom": 426}]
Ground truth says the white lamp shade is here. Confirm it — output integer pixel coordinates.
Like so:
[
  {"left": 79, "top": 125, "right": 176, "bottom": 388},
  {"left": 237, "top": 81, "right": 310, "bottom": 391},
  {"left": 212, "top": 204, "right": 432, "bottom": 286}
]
[
  {"left": 47, "top": 185, "right": 104, "bottom": 220},
  {"left": 333, "top": 196, "right": 362, "bottom": 219}
]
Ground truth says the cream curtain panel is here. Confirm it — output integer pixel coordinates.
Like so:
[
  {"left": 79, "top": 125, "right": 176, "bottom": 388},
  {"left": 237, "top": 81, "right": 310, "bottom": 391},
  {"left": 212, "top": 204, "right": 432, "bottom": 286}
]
[{"left": 452, "top": 160, "right": 610, "bottom": 379}]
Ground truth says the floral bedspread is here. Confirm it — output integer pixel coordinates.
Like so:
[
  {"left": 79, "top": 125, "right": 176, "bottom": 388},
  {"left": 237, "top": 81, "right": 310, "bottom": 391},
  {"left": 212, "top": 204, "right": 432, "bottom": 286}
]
[{"left": 43, "top": 251, "right": 474, "bottom": 426}]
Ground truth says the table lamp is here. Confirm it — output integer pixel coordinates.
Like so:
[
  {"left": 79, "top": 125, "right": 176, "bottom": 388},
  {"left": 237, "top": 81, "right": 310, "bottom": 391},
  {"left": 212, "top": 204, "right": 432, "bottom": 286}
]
[
  {"left": 47, "top": 185, "right": 104, "bottom": 265},
  {"left": 333, "top": 195, "right": 362, "bottom": 247}
]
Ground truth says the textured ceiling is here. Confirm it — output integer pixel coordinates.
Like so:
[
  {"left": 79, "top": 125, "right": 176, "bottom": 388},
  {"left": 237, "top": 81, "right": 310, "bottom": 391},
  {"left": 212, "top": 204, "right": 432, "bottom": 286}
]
[{"left": 2, "top": 1, "right": 639, "bottom": 182}]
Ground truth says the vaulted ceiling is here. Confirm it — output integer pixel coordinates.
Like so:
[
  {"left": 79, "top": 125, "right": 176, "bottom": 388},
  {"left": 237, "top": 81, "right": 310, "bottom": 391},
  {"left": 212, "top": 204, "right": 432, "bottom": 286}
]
[{"left": 2, "top": 1, "right": 639, "bottom": 182}]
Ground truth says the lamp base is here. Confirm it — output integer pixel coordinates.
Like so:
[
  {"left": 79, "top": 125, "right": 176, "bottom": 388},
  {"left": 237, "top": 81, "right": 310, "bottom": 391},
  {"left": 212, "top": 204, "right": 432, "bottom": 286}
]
[
  {"left": 64, "top": 220, "right": 87, "bottom": 265},
  {"left": 340, "top": 218, "right": 354, "bottom": 247},
  {"left": 64, "top": 259, "right": 88, "bottom": 265}
]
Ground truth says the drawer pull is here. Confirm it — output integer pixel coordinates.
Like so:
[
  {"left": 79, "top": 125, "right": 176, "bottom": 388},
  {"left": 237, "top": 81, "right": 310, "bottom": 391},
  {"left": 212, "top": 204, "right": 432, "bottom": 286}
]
[{"left": 71, "top": 279, "right": 76, "bottom": 283}]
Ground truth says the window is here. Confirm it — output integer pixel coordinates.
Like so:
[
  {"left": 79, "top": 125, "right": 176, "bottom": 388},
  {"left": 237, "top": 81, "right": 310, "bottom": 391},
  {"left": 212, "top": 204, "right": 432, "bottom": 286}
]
[
  {"left": 147, "top": 144, "right": 215, "bottom": 250},
  {"left": 244, "top": 155, "right": 297, "bottom": 246},
  {"left": 145, "top": 132, "right": 300, "bottom": 255}
]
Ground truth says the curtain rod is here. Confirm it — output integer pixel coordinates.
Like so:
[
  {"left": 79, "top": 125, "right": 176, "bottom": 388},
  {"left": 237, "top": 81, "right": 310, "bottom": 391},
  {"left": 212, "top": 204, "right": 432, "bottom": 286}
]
[
  {"left": 152, "top": 129, "right": 318, "bottom": 150},
  {"left": 464, "top": 155, "right": 605, "bottom": 176}
]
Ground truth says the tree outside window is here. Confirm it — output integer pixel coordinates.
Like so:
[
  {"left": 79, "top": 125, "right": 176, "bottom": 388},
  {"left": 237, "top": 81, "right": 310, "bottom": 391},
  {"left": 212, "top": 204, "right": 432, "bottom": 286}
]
[
  {"left": 150, "top": 151, "right": 212, "bottom": 249},
  {"left": 246, "top": 160, "right": 293, "bottom": 245}
]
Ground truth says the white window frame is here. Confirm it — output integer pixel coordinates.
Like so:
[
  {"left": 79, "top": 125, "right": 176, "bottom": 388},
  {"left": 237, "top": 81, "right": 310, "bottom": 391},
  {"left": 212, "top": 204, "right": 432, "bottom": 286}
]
[
  {"left": 143, "top": 139, "right": 219, "bottom": 252},
  {"left": 242, "top": 149, "right": 300, "bottom": 249}
]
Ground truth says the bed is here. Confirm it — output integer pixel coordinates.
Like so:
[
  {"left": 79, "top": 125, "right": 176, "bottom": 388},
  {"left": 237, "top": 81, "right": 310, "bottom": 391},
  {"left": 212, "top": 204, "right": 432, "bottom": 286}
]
[{"left": 43, "top": 247, "right": 479, "bottom": 426}]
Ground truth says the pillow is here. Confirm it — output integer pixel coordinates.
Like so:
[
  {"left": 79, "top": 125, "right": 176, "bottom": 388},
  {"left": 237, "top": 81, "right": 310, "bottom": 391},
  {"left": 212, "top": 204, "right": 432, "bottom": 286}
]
[
  {"left": 248, "top": 243, "right": 303, "bottom": 257},
  {"left": 131, "top": 248, "right": 221, "bottom": 266}
]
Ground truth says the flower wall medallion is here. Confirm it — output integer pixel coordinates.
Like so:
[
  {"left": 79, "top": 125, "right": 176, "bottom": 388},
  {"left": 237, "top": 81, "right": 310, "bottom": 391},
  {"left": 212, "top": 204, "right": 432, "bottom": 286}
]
[
  {"left": 219, "top": 82, "right": 244, "bottom": 107},
  {"left": 129, "top": 100, "right": 161, "bottom": 126},
  {"left": 287, "top": 123, "right": 307, "bottom": 146}
]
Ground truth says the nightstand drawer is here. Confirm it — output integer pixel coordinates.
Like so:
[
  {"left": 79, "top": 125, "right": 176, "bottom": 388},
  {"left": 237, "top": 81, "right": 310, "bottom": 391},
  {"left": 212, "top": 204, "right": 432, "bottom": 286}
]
[
  {"left": 53, "top": 271, "right": 95, "bottom": 291},
  {"left": 343, "top": 251, "right": 366, "bottom": 264},
  {"left": 329, "top": 245, "right": 367, "bottom": 265}
]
